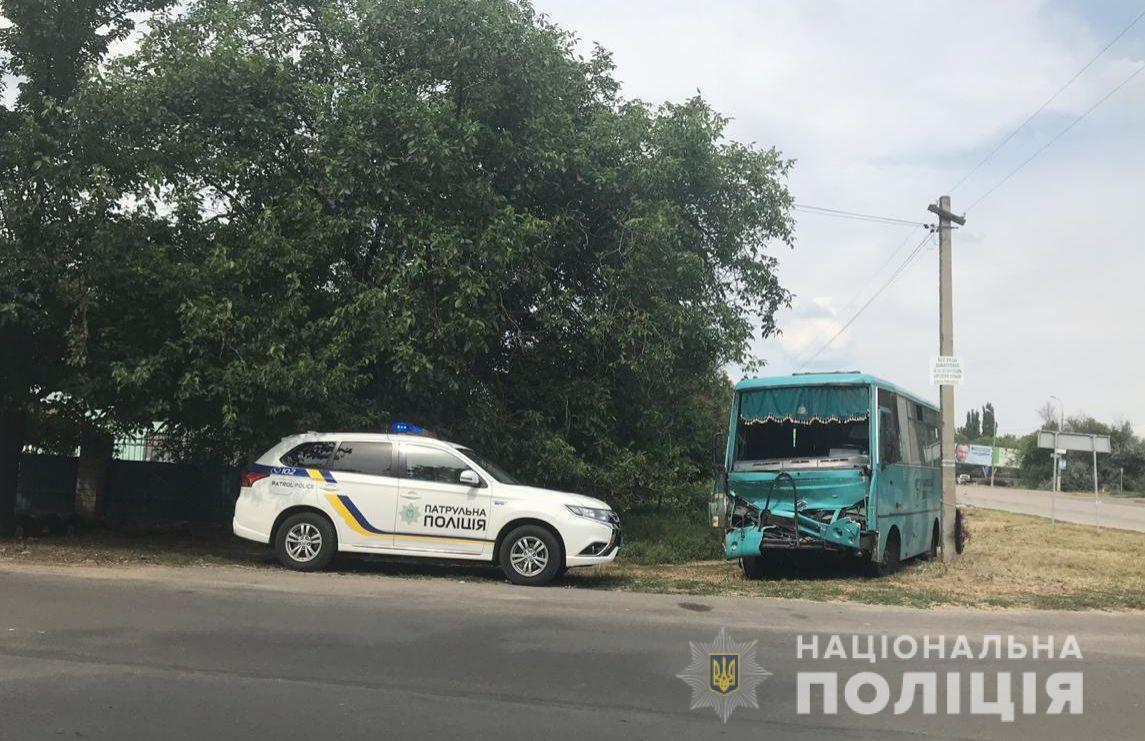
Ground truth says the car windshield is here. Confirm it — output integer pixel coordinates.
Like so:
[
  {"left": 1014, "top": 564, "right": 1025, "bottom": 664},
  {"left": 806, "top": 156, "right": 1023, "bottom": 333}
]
[{"left": 457, "top": 447, "right": 521, "bottom": 485}]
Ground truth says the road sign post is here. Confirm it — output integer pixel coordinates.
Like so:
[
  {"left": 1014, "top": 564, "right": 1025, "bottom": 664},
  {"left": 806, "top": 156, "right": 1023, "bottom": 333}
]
[{"left": 1037, "top": 431, "right": 1111, "bottom": 527}]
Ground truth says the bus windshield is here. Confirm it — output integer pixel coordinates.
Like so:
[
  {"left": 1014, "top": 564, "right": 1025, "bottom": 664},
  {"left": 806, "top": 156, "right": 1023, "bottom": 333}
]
[{"left": 733, "top": 385, "right": 871, "bottom": 471}]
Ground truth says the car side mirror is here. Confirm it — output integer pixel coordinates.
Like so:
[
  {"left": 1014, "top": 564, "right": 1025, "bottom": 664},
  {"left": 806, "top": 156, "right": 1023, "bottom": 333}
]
[{"left": 459, "top": 469, "right": 481, "bottom": 487}]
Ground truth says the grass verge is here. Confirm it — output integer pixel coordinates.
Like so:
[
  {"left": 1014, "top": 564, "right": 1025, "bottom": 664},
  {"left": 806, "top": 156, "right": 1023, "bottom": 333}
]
[
  {"left": 567, "top": 507, "right": 1145, "bottom": 610},
  {"left": 1, "top": 508, "right": 1143, "bottom": 610}
]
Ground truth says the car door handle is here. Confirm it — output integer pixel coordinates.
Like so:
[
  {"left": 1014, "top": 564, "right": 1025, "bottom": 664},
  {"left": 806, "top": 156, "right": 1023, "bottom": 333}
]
[{"left": 401, "top": 493, "right": 421, "bottom": 499}]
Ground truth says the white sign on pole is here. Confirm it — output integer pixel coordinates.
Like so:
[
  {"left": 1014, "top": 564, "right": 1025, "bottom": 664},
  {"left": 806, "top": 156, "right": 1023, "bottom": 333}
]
[
  {"left": 929, "top": 356, "right": 964, "bottom": 385},
  {"left": 1036, "top": 431, "right": 1112, "bottom": 453}
]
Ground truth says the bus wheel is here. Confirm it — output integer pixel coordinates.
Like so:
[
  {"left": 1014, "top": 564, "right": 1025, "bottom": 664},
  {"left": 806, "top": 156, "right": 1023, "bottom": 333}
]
[
  {"left": 741, "top": 556, "right": 767, "bottom": 580},
  {"left": 924, "top": 520, "right": 940, "bottom": 561},
  {"left": 869, "top": 530, "right": 900, "bottom": 577}
]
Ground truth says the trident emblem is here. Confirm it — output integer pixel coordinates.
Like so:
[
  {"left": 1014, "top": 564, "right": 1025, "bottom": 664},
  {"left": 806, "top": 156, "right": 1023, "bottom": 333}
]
[{"left": 709, "top": 654, "right": 739, "bottom": 695}]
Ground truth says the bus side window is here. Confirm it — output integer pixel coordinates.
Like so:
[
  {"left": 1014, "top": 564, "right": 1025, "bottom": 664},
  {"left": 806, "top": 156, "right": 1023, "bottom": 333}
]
[
  {"left": 879, "top": 407, "right": 901, "bottom": 464},
  {"left": 897, "top": 395, "right": 922, "bottom": 465},
  {"left": 921, "top": 407, "right": 941, "bottom": 466},
  {"left": 877, "top": 388, "right": 902, "bottom": 465}
]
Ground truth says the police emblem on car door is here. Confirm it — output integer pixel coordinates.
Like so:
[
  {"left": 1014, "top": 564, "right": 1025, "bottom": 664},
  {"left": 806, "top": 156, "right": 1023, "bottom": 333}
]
[{"left": 394, "top": 444, "right": 492, "bottom": 554}]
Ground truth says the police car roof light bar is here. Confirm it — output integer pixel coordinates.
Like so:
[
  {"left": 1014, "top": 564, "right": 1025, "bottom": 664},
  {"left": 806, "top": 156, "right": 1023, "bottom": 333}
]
[{"left": 389, "top": 422, "right": 426, "bottom": 435}]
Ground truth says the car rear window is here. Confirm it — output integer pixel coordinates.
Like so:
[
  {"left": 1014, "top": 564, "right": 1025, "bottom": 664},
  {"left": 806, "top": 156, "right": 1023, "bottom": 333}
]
[
  {"left": 329, "top": 441, "right": 395, "bottom": 477},
  {"left": 280, "top": 441, "right": 335, "bottom": 468}
]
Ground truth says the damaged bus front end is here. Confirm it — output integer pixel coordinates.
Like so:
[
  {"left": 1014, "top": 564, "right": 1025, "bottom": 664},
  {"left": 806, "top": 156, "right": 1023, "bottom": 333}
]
[
  {"left": 712, "top": 373, "right": 942, "bottom": 575},
  {"left": 724, "top": 466, "right": 874, "bottom": 560}
]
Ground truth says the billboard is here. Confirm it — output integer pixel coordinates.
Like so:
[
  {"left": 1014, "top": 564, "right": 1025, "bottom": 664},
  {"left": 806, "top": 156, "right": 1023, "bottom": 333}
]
[
  {"left": 955, "top": 443, "right": 993, "bottom": 466},
  {"left": 955, "top": 444, "right": 1020, "bottom": 468},
  {"left": 993, "top": 447, "right": 1019, "bottom": 468}
]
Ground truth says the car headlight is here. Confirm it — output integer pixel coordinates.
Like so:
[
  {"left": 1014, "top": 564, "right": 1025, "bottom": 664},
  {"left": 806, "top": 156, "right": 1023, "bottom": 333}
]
[{"left": 565, "top": 505, "right": 616, "bottom": 525}]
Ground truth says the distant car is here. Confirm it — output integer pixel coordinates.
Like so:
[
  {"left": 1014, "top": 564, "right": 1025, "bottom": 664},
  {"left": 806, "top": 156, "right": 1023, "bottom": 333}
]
[
  {"left": 956, "top": 473, "right": 971, "bottom": 484},
  {"left": 232, "top": 427, "right": 621, "bottom": 586}
]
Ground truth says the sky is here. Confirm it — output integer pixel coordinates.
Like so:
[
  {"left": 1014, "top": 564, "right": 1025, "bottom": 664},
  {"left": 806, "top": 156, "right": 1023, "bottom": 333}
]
[{"left": 533, "top": 0, "right": 1145, "bottom": 436}]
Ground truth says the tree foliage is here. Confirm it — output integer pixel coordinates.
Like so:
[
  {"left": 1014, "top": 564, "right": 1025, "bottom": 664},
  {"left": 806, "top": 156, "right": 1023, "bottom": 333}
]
[
  {"left": 1, "top": 0, "right": 795, "bottom": 518},
  {"left": 0, "top": 0, "right": 176, "bottom": 533},
  {"left": 956, "top": 402, "right": 998, "bottom": 444}
]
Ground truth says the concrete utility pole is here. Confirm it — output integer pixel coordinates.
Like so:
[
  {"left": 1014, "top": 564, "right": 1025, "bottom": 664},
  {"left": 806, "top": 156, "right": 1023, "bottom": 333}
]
[{"left": 928, "top": 196, "right": 965, "bottom": 562}]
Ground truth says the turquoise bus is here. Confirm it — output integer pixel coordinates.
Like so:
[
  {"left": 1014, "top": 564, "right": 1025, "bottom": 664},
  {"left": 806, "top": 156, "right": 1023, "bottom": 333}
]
[{"left": 711, "top": 372, "right": 941, "bottom": 576}]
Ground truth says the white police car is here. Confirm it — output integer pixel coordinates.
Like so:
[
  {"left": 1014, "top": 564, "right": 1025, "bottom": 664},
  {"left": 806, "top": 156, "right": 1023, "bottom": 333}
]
[{"left": 232, "top": 425, "right": 621, "bottom": 586}]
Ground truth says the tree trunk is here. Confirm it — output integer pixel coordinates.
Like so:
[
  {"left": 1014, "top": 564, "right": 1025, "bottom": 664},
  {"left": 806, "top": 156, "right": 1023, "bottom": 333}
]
[{"left": 0, "top": 401, "right": 26, "bottom": 537}]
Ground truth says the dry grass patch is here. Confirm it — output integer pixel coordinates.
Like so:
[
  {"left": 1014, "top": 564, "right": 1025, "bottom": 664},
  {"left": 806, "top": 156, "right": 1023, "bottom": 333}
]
[{"left": 566, "top": 508, "right": 1145, "bottom": 610}]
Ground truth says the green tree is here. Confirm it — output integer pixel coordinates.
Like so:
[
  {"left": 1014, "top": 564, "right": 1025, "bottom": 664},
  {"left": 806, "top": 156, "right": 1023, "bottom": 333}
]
[
  {"left": 2, "top": 0, "right": 795, "bottom": 523},
  {"left": 959, "top": 409, "right": 981, "bottom": 440},
  {"left": 112, "top": 0, "right": 795, "bottom": 507},
  {"left": 0, "top": 0, "right": 174, "bottom": 534},
  {"left": 981, "top": 402, "right": 996, "bottom": 438},
  {"left": 955, "top": 402, "right": 997, "bottom": 443}
]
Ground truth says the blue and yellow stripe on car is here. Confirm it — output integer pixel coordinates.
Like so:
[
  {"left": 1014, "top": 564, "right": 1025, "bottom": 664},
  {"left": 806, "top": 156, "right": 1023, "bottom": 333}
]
[
  {"left": 326, "top": 494, "right": 388, "bottom": 537},
  {"left": 252, "top": 463, "right": 337, "bottom": 484},
  {"left": 325, "top": 493, "right": 492, "bottom": 545}
]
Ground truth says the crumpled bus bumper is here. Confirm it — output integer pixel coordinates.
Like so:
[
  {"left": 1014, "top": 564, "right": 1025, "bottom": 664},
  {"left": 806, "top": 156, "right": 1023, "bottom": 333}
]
[
  {"left": 724, "top": 517, "right": 864, "bottom": 558},
  {"left": 725, "top": 526, "right": 765, "bottom": 559}
]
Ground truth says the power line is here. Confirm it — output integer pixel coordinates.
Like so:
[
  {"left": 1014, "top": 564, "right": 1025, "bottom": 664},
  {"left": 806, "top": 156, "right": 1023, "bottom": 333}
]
[
  {"left": 797, "top": 231, "right": 935, "bottom": 370},
  {"left": 834, "top": 224, "right": 925, "bottom": 316},
  {"left": 950, "top": 6, "right": 1145, "bottom": 195},
  {"left": 794, "top": 203, "right": 927, "bottom": 228},
  {"left": 966, "top": 59, "right": 1145, "bottom": 211}
]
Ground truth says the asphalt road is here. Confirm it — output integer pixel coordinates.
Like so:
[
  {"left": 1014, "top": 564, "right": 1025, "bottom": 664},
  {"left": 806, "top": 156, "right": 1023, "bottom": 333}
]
[
  {"left": 2, "top": 563, "right": 1143, "bottom": 740},
  {"left": 958, "top": 484, "right": 1145, "bottom": 532}
]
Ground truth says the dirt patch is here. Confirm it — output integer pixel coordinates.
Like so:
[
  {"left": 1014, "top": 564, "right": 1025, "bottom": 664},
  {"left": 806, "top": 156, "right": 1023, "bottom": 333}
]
[{"left": 0, "top": 528, "right": 269, "bottom": 568}]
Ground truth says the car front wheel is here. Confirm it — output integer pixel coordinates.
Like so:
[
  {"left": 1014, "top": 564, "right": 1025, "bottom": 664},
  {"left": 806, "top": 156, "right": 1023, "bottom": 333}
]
[{"left": 500, "top": 525, "right": 562, "bottom": 586}]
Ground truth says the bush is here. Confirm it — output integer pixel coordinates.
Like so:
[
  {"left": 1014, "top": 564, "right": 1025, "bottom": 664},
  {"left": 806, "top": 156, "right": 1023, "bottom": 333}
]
[{"left": 619, "top": 491, "right": 723, "bottom": 565}]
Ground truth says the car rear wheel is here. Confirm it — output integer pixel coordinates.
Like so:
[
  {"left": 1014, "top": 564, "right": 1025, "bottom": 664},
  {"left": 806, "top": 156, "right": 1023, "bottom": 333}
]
[
  {"left": 275, "top": 512, "right": 336, "bottom": 572},
  {"left": 500, "top": 525, "right": 562, "bottom": 586}
]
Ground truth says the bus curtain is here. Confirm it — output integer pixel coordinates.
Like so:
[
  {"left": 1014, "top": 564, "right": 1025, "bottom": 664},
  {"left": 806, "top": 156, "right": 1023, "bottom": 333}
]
[{"left": 739, "top": 386, "right": 869, "bottom": 425}]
